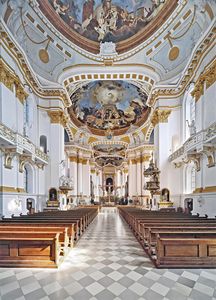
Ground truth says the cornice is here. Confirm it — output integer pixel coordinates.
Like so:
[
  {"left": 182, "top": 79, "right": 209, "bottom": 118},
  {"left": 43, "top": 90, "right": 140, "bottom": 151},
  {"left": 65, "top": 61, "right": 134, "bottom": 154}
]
[
  {"left": 0, "top": 59, "right": 28, "bottom": 104},
  {"left": 191, "top": 59, "right": 216, "bottom": 102}
]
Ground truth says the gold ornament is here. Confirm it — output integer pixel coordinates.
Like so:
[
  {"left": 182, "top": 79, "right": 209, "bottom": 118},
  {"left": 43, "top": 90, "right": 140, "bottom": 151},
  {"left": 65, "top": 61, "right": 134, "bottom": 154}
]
[
  {"left": 38, "top": 39, "right": 51, "bottom": 64},
  {"left": 39, "top": 48, "right": 49, "bottom": 63},
  {"left": 169, "top": 46, "right": 180, "bottom": 61}
]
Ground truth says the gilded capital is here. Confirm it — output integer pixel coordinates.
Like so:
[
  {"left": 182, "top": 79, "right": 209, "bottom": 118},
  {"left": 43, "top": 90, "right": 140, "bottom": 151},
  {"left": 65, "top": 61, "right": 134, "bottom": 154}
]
[
  {"left": 191, "top": 60, "right": 216, "bottom": 102},
  {"left": 14, "top": 76, "right": 28, "bottom": 104},
  {"left": 151, "top": 109, "right": 171, "bottom": 127},
  {"left": 48, "top": 110, "right": 67, "bottom": 127},
  {"left": 0, "top": 60, "right": 15, "bottom": 91}
]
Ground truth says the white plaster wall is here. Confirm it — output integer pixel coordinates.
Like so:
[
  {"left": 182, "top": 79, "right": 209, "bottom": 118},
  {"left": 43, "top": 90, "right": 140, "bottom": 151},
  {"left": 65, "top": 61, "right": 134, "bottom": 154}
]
[{"left": 0, "top": 84, "right": 16, "bottom": 130}]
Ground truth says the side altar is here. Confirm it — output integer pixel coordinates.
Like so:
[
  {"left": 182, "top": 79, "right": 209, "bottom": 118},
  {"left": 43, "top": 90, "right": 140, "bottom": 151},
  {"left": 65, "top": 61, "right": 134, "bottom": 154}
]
[{"left": 158, "top": 188, "right": 174, "bottom": 209}]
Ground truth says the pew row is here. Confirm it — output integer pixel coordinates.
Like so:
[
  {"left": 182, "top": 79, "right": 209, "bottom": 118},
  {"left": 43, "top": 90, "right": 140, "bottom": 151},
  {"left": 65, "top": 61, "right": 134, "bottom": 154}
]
[
  {"left": 0, "top": 207, "right": 98, "bottom": 268},
  {"left": 118, "top": 207, "right": 216, "bottom": 268}
]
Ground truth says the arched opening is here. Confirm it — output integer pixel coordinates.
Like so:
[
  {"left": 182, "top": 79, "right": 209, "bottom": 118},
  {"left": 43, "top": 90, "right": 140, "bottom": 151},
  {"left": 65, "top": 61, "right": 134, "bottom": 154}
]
[
  {"left": 183, "top": 84, "right": 196, "bottom": 142},
  {"left": 26, "top": 198, "right": 35, "bottom": 214},
  {"left": 40, "top": 135, "right": 47, "bottom": 153},
  {"left": 184, "top": 163, "right": 196, "bottom": 194},
  {"left": 24, "top": 164, "right": 34, "bottom": 194},
  {"left": 64, "top": 129, "right": 70, "bottom": 143},
  {"left": 184, "top": 198, "right": 193, "bottom": 214},
  {"left": 106, "top": 177, "right": 113, "bottom": 192}
]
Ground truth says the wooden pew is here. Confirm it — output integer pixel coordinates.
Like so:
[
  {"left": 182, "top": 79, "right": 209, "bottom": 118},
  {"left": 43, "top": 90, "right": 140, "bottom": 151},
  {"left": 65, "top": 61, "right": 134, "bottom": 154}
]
[
  {"left": 148, "top": 229, "right": 216, "bottom": 255},
  {"left": 0, "top": 220, "right": 77, "bottom": 244},
  {"left": 156, "top": 233, "right": 216, "bottom": 268},
  {"left": 0, "top": 226, "right": 70, "bottom": 254},
  {"left": 140, "top": 222, "right": 216, "bottom": 242},
  {"left": 118, "top": 207, "right": 216, "bottom": 268},
  {"left": 0, "top": 231, "right": 61, "bottom": 268}
]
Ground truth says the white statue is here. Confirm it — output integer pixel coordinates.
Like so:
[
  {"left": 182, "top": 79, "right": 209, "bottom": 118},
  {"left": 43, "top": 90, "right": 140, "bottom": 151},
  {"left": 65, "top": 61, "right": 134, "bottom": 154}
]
[
  {"left": 59, "top": 175, "right": 74, "bottom": 189},
  {"left": 187, "top": 120, "right": 196, "bottom": 136}
]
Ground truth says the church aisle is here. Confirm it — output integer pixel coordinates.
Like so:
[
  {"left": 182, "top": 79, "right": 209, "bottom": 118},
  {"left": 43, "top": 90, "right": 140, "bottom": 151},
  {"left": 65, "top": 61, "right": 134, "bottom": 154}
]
[{"left": 0, "top": 210, "right": 216, "bottom": 300}]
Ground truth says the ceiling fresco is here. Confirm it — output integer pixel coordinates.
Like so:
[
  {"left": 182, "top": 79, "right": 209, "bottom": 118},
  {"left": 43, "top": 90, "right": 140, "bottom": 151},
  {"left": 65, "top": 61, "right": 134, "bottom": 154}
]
[
  {"left": 47, "top": 0, "right": 167, "bottom": 43},
  {"left": 95, "top": 155, "right": 124, "bottom": 167},
  {"left": 93, "top": 143, "right": 126, "bottom": 154},
  {"left": 67, "top": 80, "right": 150, "bottom": 136}
]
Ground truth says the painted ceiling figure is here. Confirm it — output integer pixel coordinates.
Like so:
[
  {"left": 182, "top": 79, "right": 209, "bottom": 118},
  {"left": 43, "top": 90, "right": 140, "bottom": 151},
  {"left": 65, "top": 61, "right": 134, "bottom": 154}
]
[
  {"left": 47, "top": 0, "right": 167, "bottom": 43},
  {"left": 82, "top": 0, "right": 95, "bottom": 22},
  {"left": 68, "top": 80, "right": 150, "bottom": 134}
]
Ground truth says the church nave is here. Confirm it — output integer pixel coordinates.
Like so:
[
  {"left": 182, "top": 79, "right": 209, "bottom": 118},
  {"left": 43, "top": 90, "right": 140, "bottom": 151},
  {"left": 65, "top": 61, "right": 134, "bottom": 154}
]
[{"left": 0, "top": 210, "right": 216, "bottom": 300}]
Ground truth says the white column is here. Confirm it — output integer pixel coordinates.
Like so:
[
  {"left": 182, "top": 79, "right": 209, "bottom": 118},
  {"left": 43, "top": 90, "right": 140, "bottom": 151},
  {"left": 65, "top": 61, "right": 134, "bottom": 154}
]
[
  {"left": 49, "top": 122, "right": 64, "bottom": 188},
  {"left": 136, "top": 153, "right": 142, "bottom": 199},
  {"left": 77, "top": 152, "right": 83, "bottom": 199},
  {"left": 82, "top": 158, "right": 91, "bottom": 203},
  {"left": 128, "top": 158, "right": 136, "bottom": 199},
  {"left": 69, "top": 155, "right": 78, "bottom": 201}
]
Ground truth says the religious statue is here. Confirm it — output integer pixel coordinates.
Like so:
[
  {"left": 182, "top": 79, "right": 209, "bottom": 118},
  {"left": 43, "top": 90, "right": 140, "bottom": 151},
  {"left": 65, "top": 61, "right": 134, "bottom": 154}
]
[
  {"left": 186, "top": 120, "right": 196, "bottom": 136},
  {"left": 108, "top": 183, "right": 112, "bottom": 194},
  {"left": 161, "top": 188, "right": 170, "bottom": 202}
]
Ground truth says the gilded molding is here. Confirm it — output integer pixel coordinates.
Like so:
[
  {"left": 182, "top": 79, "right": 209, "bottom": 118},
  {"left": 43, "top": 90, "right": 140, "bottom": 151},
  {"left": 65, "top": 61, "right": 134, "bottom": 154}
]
[
  {"left": 69, "top": 156, "right": 77, "bottom": 163},
  {"left": 191, "top": 60, "right": 216, "bottom": 102},
  {"left": 141, "top": 155, "right": 151, "bottom": 162},
  {"left": 0, "top": 186, "right": 25, "bottom": 193},
  {"left": 193, "top": 186, "right": 216, "bottom": 193},
  {"left": 0, "top": 60, "right": 28, "bottom": 104},
  {"left": 151, "top": 109, "right": 171, "bottom": 127},
  {"left": 0, "top": 60, "right": 14, "bottom": 91},
  {"left": 14, "top": 76, "right": 28, "bottom": 104},
  {"left": 48, "top": 110, "right": 68, "bottom": 126}
]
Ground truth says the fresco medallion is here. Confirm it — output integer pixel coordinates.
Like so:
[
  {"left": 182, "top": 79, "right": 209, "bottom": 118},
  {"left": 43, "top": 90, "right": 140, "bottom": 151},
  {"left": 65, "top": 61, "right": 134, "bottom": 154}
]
[{"left": 67, "top": 80, "right": 151, "bottom": 136}]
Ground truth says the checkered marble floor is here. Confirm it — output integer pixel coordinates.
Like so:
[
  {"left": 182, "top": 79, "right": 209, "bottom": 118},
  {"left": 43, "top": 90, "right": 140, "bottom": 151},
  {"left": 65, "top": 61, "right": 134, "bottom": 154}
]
[{"left": 0, "top": 210, "right": 216, "bottom": 300}]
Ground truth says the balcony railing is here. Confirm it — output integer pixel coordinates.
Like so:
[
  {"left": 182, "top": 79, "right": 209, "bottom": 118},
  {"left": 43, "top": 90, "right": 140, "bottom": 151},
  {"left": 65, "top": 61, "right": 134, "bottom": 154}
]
[
  {"left": 0, "top": 122, "right": 49, "bottom": 164},
  {"left": 169, "top": 122, "right": 216, "bottom": 162}
]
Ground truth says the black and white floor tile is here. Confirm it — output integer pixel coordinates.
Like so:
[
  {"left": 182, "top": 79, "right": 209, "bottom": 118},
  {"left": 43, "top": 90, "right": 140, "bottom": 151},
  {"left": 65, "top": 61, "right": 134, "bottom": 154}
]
[{"left": 0, "top": 209, "right": 216, "bottom": 300}]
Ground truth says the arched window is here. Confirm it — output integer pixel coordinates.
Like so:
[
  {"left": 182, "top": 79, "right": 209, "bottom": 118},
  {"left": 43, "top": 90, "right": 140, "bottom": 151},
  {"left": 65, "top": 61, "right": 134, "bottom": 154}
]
[
  {"left": 184, "top": 164, "right": 196, "bottom": 194},
  {"left": 183, "top": 84, "right": 195, "bottom": 141},
  {"left": 24, "top": 166, "right": 28, "bottom": 193},
  {"left": 191, "top": 167, "right": 196, "bottom": 192},
  {"left": 24, "top": 164, "right": 34, "bottom": 194},
  {"left": 40, "top": 135, "right": 47, "bottom": 153}
]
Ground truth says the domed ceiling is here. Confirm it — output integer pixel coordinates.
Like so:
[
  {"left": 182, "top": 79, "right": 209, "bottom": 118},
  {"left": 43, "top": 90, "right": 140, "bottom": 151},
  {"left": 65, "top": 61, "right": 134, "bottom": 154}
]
[
  {"left": 67, "top": 80, "right": 150, "bottom": 136},
  {"left": 36, "top": 0, "right": 177, "bottom": 53}
]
